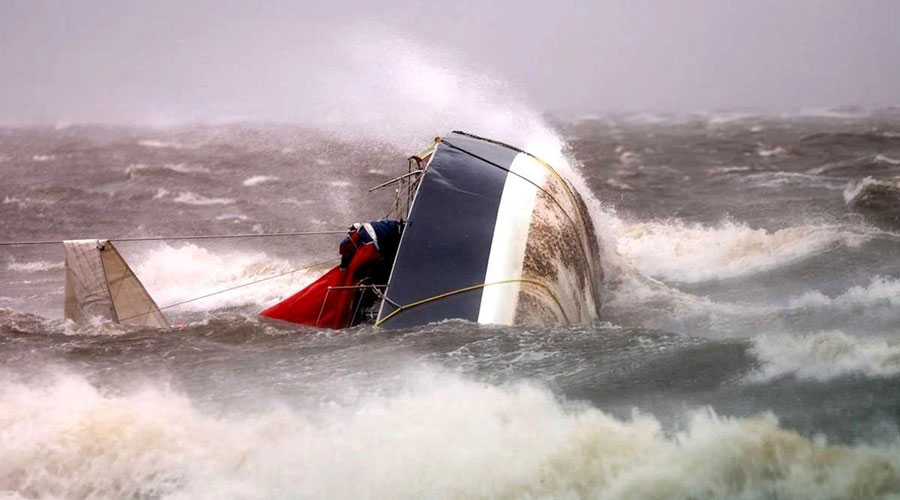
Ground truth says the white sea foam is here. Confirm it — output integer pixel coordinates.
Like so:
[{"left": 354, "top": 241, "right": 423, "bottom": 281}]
[
  {"left": 605, "top": 178, "right": 635, "bottom": 191},
  {"left": 165, "top": 163, "right": 209, "bottom": 174},
  {"left": 1, "top": 371, "right": 897, "bottom": 499},
  {"left": 152, "top": 187, "right": 169, "bottom": 199},
  {"left": 6, "top": 260, "right": 64, "bottom": 273},
  {"left": 844, "top": 176, "right": 900, "bottom": 205},
  {"left": 137, "top": 139, "right": 183, "bottom": 149},
  {"left": 750, "top": 331, "right": 900, "bottom": 381},
  {"left": 214, "top": 214, "right": 249, "bottom": 222},
  {"left": 757, "top": 145, "right": 788, "bottom": 157},
  {"left": 745, "top": 171, "right": 840, "bottom": 189},
  {"left": 707, "top": 165, "right": 752, "bottom": 175},
  {"left": 789, "top": 276, "right": 900, "bottom": 309},
  {"left": 875, "top": 154, "right": 900, "bottom": 165},
  {"left": 31, "top": 154, "right": 55, "bottom": 162},
  {"left": 613, "top": 220, "right": 869, "bottom": 283},
  {"left": 2, "top": 196, "right": 54, "bottom": 209},
  {"left": 242, "top": 175, "right": 280, "bottom": 186},
  {"left": 124, "top": 163, "right": 147, "bottom": 175},
  {"left": 133, "top": 243, "right": 319, "bottom": 312},
  {"left": 172, "top": 192, "right": 234, "bottom": 206}
]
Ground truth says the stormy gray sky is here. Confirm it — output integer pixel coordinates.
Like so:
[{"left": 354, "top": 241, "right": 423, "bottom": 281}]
[{"left": 2, "top": 0, "right": 898, "bottom": 125}]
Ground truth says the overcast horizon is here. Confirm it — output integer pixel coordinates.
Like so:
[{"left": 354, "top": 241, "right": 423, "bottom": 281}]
[{"left": 2, "top": 0, "right": 899, "bottom": 126}]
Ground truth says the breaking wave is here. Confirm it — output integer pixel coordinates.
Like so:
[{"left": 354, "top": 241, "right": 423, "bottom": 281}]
[
  {"left": 789, "top": 276, "right": 900, "bottom": 310},
  {"left": 612, "top": 220, "right": 872, "bottom": 283},
  {"left": 137, "top": 139, "right": 184, "bottom": 149},
  {"left": 875, "top": 154, "right": 900, "bottom": 166},
  {"left": 172, "top": 192, "right": 234, "bottom": 206},
  {"left": 750, "top": 331, "right": 900, "bottom": 381},
  {"left": 133, "top": 244, "right": 319, "bottom": 314},
  {"left": 242, "top": 175, "right": 280, "bottom": 186},
  {"left": 1, "top": 371, "right": 898, "bottom": 499},
  {"left": 844, "top": 176, "right": 900, "bottom": 206},
  {"left": 602, "top": 272, "right": 900, "bottom": 338}
]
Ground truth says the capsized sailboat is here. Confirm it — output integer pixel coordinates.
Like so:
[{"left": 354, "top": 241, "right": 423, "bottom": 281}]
[
  {"left": 59, "top": 131, "right": 602, "bottom": 329},
  {"left": 261, "top": 131, "right": 603, "bottom": 329}
]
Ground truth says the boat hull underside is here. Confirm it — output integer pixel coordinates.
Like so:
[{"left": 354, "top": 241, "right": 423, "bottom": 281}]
[{"left": 377, "top": 132, "right": 602, "bottom": 329}]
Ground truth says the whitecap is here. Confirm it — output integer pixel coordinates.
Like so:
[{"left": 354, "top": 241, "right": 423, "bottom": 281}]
[
  {"left": 137, "top": 139, "right": 183, "bottom": 149},
  {"left": 6, "top": 260, "right": 64, "bottom": 272},
  {"left": 757, "top": 146, "right": 788, "bottom": 158},
  {"left": 789, "top": 276, "right": 900, "bottom": 310},
  {"left": 843, "top": 176, "right": 900, "bottom": 205},
  {"left": 133, "top": 243, "right": 316, "bottom": 311},
  {"left": 242, "top": 175, "right": 280, "bottom": 186},
  {"left": 707, "top": 166, "right": 751, "bottom": 175},
  {"left": 605, "top": 178, "right": 635, "bottom": 191},
  {"left": 173, "top": 192, "right": 234, "bottom": 206},
  {"left": 614, "top": 219, "right": 870, "bottom": 283},
  {"left": 2, "top": 196, "right": 54, "bottom": 208},
  {"left": 215, "top": 214, "right": 249, "bottom": 222},
  {"left": 874, "top": 154, "right": 900, "bottom": 165},
  {"left": 749, "top": 330, "right": 900, "bottom": 381},
  {"left": 1, "top": 372, "right": 898, "bottom": 499}
]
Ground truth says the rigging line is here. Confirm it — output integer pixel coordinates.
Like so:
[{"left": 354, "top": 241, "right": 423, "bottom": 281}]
[
  {"left": 449, "top": 130, "right": 595, "bottom": 236},
  {"left": 439, "top": 139, "right": 579, "bottom": 229},
  {"left": 442, "top": 133, "right": 600, "bottom": 290},
  {"left": 117, "top": 257, "right": 340, "bottom": 323},
  {"left": 375, "top": 278, "right": 569, "bottom": 327},
  {"left": 438, "top": 138, "right": 598, "bottom": 289},
  {"left": 0, "top": 230, "right": 347, "bottom": 247}
]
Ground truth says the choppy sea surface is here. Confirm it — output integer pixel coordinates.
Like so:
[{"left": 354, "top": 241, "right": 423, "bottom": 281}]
[{"left": 3, "top": 109, "right": 900, "bottom": 498}]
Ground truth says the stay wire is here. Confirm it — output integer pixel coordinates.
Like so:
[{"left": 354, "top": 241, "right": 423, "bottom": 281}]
[
  {"left": 0, "top": 230, "right": 347, "bottom": 247},
  {"left": 117, "top": 257, "right": 341, "bottom": 323}
]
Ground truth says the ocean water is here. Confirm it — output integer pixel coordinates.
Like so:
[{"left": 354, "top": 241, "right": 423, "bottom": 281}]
[{"left": 3, "top": 109, "right": 900, "bottom": 498}]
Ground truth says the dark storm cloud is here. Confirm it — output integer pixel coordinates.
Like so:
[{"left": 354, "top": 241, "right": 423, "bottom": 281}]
[{"left": 1, "top": 0, "right": 898, "bottom": 124}]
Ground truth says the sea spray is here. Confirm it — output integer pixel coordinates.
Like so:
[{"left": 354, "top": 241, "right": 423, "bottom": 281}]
[{"left": 132, "top": 243, "right": 318, "bottom": 313}]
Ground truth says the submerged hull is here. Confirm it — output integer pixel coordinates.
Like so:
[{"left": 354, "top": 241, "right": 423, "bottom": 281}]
[{"left": 376, "top": 132, "right": 602, "bottom": 329}]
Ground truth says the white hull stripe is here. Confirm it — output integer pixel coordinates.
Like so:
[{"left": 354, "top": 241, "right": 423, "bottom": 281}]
[{"left": 478, "top": 153, "right": 547, "bottom": 325}]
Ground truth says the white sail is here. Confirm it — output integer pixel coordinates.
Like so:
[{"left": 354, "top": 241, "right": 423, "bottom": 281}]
[{"left": 63, "top": 240, "right": 169, "bottom": 327}]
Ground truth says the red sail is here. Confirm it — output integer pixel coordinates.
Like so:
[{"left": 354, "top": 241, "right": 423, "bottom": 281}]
[{"left": 260, "top": 244, "right": 380, "bottom": 328}]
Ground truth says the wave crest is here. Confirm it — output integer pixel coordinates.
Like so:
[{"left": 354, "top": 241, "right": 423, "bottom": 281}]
[
  {"left": 1, "top": 372, "right": 898, "bottom": 499},
  {"left": 750, "top": 330, "right": 900, "bottom": 381},
  {"left": 133, "top": 243, "right": 317, "bottom": 314},
  {"left": 614, "top": 220, "right": 871, "bottom": 283}
]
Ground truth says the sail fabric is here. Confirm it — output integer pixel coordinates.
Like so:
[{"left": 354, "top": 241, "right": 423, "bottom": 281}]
[
  {"left": 63, "top": 240, "right": 169, "bottom": 328},
  {"left": 260, "top": 243, "right": 381, "bottom": 328}
]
